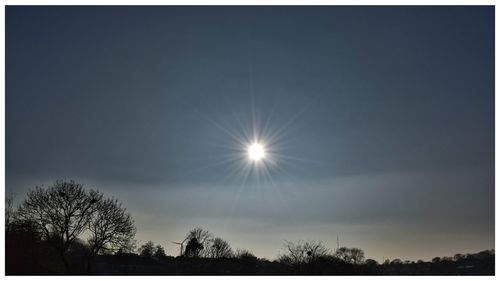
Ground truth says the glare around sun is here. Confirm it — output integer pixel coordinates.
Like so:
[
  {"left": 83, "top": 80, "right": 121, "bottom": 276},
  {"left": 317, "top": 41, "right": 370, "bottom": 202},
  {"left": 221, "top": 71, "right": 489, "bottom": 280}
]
[{"left": 248, "top": 143, "right": 265, "bottom": 161}]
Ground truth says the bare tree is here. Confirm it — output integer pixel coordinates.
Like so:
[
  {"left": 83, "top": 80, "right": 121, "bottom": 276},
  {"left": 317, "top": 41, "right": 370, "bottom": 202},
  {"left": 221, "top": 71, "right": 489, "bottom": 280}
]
[
  {"left": 184, "top": 227, "right": 213, "bottom": 257},
  {"left": 5, "top": 192, "right": 15, "bottom": 232},
  {"left": 208, "top": 237, "right": 233, "bottom": 258},
  {"left": 16, "top": 180, "right": 101, "bottom": 272},
  {"left": 278, "top": 240, "right": 330, "bottom": 266},
  {"left": 85, "top": 197, "right": 135, "bottom": 272},
  {"left": 87, "top": 197, "right": 136, "bottom": 256}
]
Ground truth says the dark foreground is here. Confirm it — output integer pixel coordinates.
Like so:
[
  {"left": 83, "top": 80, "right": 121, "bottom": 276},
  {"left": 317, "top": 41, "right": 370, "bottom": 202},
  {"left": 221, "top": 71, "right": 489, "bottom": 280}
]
[{"left": 7, "top": 250, "right": 494, "bottom": 275}]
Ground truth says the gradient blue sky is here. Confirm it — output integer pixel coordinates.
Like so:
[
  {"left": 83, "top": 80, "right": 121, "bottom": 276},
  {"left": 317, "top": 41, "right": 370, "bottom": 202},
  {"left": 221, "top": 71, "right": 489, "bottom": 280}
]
[{"left": 6, "top": 6, "right": 494, "bottom": 261}]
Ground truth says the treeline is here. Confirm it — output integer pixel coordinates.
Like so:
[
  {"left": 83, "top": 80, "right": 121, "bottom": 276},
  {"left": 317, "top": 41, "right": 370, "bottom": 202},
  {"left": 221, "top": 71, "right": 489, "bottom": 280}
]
[{"left": 5, "top": 180, "right": 495, "bottom": 275}]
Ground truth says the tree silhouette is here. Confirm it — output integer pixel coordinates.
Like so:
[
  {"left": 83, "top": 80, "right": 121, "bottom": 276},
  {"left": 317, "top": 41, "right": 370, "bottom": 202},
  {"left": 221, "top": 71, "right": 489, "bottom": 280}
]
[
  {"left": 5, "top": 192, "right": 15, "bottom": 232},
  {"left": 454, "top": 253, "right": 464, "bottom": 261},
  {"left": 184, "top": 227, "right": 213, "bottom": 257},
  {"left": 139, "top": 241, "right": 155, "bottom": 258},
  {"left": 365, "top": 259, "right": 379, "bottom": 267},
  {"left": 16, "top": 180, "right": 101, "bottom": 272},
  {"left": 154, "top": 245, "right": 167, "bottom": 258},
  {"left": 335, "top": 247, "right": 365, "bottom": 264},
  {"left": 235, "top": 248, "right": 257, "bottom": 260},
  {"left": 184, "top": 237, "right": 203, "bottom": 258},
  {"left": 87, "top": 197, "right": 135, "bottom": 254},
  {"left": 390, "top": 258, "right": 402, "bottom": 265},
  {"left": 208, "top": 237, "right": 233, "bottom": 258},
  {"left": 86, "top": 197, "right": 136, "bottom": 271},
  {"left": 349, "top": 247, "right": 365, "bottom": 264},
  {"left": 279, "top": 240, "right": 330, "bottom": 266}
]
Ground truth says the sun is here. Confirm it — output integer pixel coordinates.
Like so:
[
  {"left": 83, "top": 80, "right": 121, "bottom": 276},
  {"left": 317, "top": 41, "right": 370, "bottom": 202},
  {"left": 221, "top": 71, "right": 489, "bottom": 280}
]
[{"left": 248, "top": 143, "right": 265, "bottom": 161}]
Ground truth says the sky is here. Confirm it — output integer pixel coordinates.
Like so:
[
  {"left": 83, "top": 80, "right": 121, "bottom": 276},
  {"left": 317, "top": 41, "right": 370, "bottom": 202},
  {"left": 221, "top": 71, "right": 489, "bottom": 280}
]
[{"left": 6, "top": 6, "right": 494, "bottom": 261}]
